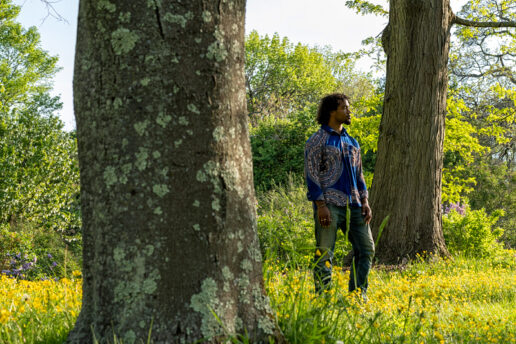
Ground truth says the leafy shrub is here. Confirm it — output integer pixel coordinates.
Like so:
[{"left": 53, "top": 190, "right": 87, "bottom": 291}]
[
  {"left": 468, "top": 160, "right": 516, "bottom": 248},
  {"left": 0, "top": 111, "right": 81, "bottom": 234},
  {"left": 250, "top": 106, "right": 318, "bottom": 190},
  {"left": 443, "top": 204, "right": 505, "bottom": 258},
  {"left": 0, "top": 224, "right": 81, "bottom": 280}
]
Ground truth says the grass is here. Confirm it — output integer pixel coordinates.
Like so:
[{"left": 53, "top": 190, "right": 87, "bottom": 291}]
[
  {"left": 0, "top": 272, "right": 81, "bottom": 344},
  {"left": 0, "top": 253, "right": 514, "bottom": 344},
  {"left": 265, "top": 252, "right": 516, "bottom": 344}
]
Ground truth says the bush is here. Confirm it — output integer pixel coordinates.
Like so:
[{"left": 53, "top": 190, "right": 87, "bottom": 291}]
[
  {"left": 0, "top": 224, "right": 81, "bottom": 280},
  {"left": 443, "top": 204, "right": 505, "bottom": 258},
  {"left": 468, "top": 160, "right": 516, "bottom": 248},
  {"left": 250, "top": 106, "right": 318, "bottom": 190},
  {"left": 0, "top": 111, "right": 81, "bottom": 234}
]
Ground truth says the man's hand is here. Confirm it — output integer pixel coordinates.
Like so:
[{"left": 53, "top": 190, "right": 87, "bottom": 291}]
[
  {"left": 361, "top": 199, "right": 372, "bottom": 224},
  {"left": 316, "top": 201, "right": 331, "bottom": 228}
]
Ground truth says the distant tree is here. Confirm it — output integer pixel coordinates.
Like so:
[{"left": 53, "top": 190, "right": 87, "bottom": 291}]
[
  {"left": 245, "top": 31, "right": 339, "bottom": 122},
  {"left": 447, "top": 0, "right": 515, "bottom": 245},
  {"left": 0, "top": 2, "right": 59, "bottom": 111},
  {"left": 67, "top": 1, "right": 284, "bottom": 343},
  {"left": 0, "top": 0, "right": 79, "bottom": 235},
  {"left": 450, "top": 0, "right": 515, "bottom": 88},
  {"left": 245, "top": 31, "right": 379, "bottom": 124},
  {"left": 449, "top": 0, "right": 515, "bottom": 170}
]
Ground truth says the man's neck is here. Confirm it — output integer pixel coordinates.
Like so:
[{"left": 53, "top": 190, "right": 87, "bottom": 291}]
[{"left": 327, "top": 121, "right": 343, "bottom": 133}]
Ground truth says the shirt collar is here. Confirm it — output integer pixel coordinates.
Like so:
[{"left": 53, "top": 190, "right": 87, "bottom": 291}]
[{"left": 322, "top": 124, "right": 348, "bottom": 136}]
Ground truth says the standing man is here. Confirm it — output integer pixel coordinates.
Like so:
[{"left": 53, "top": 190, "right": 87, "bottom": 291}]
[{"left": 304, "top": 93, "right": 374, "bottom": 298}]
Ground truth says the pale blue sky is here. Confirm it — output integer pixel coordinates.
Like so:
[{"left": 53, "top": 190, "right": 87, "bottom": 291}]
[{"left": 14, "top": 0, "right": 466, "bottom": 131}]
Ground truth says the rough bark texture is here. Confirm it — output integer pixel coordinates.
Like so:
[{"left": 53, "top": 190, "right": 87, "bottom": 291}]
[
  {"left": 370, "top": 0, "right": 453, "bottom": 263},
  {"left": 67, "top": 1, "right": 283, "bottom": 343}
]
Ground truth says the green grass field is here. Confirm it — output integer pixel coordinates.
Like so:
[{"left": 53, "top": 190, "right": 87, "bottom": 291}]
[
  {"left": 1, "top": 253, "right": 514, "bottom": 344},
  {"left": 266, "top": 253, "right": 515, "bottom": 344}
]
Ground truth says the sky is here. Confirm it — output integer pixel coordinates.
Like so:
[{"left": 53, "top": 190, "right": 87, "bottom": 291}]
[{"left": 13, "top": 0, "right": 467, "bottom": 131}]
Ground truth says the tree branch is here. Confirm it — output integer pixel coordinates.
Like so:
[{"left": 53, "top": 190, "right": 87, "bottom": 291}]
[
  {"left": 38, "top": 0, "right": 68, "bottom": 24},
  {"left": 453, "top": 15, "right": 516, "bottom": 28}
]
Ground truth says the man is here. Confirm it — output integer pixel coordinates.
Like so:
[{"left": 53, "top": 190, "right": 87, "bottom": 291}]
[{"left": 304, "top": 93, "right": 374, "bottom": 298}]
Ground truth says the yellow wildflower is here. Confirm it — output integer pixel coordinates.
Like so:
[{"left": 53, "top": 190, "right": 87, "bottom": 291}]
[{"left": 0, "top": 309, "right": 10, "bottom": 324}]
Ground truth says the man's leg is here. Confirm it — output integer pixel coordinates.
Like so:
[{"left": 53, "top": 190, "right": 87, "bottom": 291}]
[
  {"left": 347, "top": 206, "right": 375, "bottom": 295},
  {"left": 313, "top": 204, "right": 341, "bottom": 293}
]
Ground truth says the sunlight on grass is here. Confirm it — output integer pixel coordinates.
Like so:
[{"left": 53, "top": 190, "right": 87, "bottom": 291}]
[
  {"left": 0, "top": 272, "right": 81, "bottom": 344},
  {"left": 0, "top": 254, "right": 514, "bottom": 343},
  {"left": 265, "top": 252, "right": 516, "bottom": 344}
]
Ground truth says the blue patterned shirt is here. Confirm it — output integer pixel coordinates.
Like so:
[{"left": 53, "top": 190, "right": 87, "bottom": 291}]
[{"left": 304, "top": 125, "right": 368, "bottom": 208}]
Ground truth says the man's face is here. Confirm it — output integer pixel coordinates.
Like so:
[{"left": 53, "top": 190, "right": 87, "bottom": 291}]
[{"left": 331, "top": 99, "right": 351, "bottom": 125}]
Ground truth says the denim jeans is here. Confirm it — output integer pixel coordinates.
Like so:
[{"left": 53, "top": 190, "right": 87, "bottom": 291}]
[{"left": 313, "top": 203, "right": 375, "bottom": 295}]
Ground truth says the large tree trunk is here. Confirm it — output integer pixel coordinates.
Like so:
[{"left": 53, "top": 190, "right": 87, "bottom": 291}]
[
  {"left": 67, "top": 1, "right": 283, "bottom": 343},
  {"left": 370, "top": 0, "right": 453, "bottom": 263}
]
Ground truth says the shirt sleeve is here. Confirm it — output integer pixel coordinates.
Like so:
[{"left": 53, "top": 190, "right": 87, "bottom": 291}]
[
  {"left": 304, "top": 133, "right": 325, "bottom": 202},
  {"left": 356, "top": 148, "right": 368, "bottom": 200}
]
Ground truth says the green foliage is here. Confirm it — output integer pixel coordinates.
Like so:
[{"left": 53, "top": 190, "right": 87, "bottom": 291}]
[
  {"left": 0, "top": 226, "right": 32, "bottom": 263},
  {"left": 0, "top": 0, "right": 81, "bottom": 276},
  {"left": 450, "top": 0, "right": 515, "bottom": 90},
  {"left": 468, "top": 160, "right": 516, "bottom": 247},
  {"left": 0, "top": 224, "right": 81, "bottom": 280},
  {"left": 442, "top": 94, "right": 488, "bottom": 203},
  {"left": 476, "top": 85, "right": 516, "bottom": 158},
  {"left": 344, "top": 0, "right": 388, "bottom": 17},
  {"left": 320, "top": 47, "right": 381, "bottom": 104},
  {"left": 443, "top": 205, "right": 505, "bottom": 258},
  {"left": 0, "top": 110, "right": 80, "bottom": 234},
  {"left": 446, "top": 78, "right": 515, "bottom": 244},
  {"left": 245, "top": 31, "right": 380, "bottom": 124},
  {"left": 245, "top": 31, "right": 341, "bottom": 122},
  {"left": 0, "top": 1, "right": 60, "bottom": 111},
  {"left": 250, "top": 105, "right": 318, "bottom": 190},
  {"left": 447, "top": 1, "right": 515, "bottom": 237},
  {"left": 256, "top": 178, "right": 317, "bottom": 267},
  {"left": 0, "top": 0, "right": 80, "bottom": 236}
]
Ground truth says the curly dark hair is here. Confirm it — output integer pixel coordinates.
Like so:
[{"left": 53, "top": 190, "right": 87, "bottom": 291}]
[{"left": 316, "top": 93, "right": 350, "bottom": 125}]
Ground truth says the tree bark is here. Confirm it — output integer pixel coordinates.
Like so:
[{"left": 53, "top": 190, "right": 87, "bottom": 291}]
[
  {"left": 67, "top": 1, "right": 283, "bottom": 343},
  {"left": 370, "top": 0, "right": 453, "bottom": 263}
]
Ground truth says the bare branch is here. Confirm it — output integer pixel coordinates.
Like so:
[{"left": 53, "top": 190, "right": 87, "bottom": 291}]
[
  {"left": 452, "top": 68, "right": 516, "bottom": 84},
  {"left": 453, "top": 14, "right": 516, "bottom": 28},
  {"left": 38, "top": 0, "right": 68, "bottom": 24}
]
